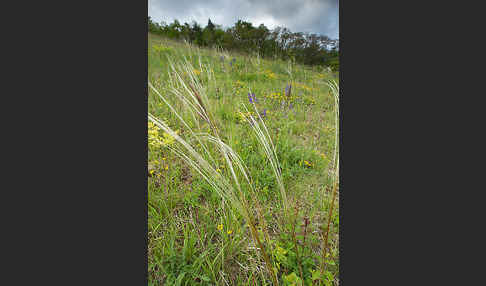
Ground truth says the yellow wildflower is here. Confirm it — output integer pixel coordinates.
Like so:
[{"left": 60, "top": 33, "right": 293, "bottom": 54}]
[
  {"left": 148, "top": 122, "right": 162, "bottom": 149},
  {"left": 217, "top": 224, "right": 223, "bottom": 231},
  {"left": 148, "top": 122, "right": 177, "bottom": 149},
  {"left": 161, "top": 132, "right": 176, "bottom": 146},
  {"left": 165, "top": 165, "right": 169, "bottom": 170},
  {"left": 227, "top": 230, "right": 233, "bottom": 235}
]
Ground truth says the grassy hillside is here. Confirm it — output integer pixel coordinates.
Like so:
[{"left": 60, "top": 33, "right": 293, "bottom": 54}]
[{"left": 148, "top": 33, "right": 339, "bottom": 286}]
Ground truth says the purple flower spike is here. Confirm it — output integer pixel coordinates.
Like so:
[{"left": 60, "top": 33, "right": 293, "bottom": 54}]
[
  {"left": 262, "top": 108, "right": 267, "bottom": 118},
  {"left": 248, "top": 92, "right": 258, "bottom": 103},
  {"left": 285, "top": 84, "right": 292, "bottom": 98},
  {"left": 248, "top": 93, "right": 253, "bottom": 103}
]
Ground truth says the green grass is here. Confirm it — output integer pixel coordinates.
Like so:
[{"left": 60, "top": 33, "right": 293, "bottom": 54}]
[{"left": 148, "top": 33, "right": 339, "bottom": 286}]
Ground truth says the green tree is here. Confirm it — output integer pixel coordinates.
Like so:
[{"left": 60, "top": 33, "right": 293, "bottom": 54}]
[
  {"left": 207, "top": 18, "right": 215, "bottom": 31},
  {"left": 148, "top": 17, "right": 339, "bottom": 68}
]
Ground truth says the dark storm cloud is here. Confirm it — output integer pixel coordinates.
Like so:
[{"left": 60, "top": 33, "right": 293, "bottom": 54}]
[{"left": 148, "top": 0, "right": 339, "bottom": 39}]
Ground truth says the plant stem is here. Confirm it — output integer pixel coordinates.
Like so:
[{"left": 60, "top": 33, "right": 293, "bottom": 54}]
[
  {"left": 248, "top": 219, "right": 279, "bottom": 286},
  {"left": 291, "top": 207, "right": 305, "bottom": 284},
  {"left": 320, "top": 179, "right": 338, "bottom": 277}
]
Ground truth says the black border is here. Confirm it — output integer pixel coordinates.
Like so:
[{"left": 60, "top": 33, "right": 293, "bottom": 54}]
[{"left": 8, "top": 1, "right": 149, "bottom": 284}]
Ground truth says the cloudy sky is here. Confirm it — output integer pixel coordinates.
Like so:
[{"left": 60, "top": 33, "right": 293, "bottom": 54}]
[{"left": 148, "top": 0, "right": 339, "bottom": 39}]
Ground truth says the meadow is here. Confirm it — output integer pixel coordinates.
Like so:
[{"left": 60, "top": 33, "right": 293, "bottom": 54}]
[{"left": 148, "top": 32, "right": 339, "bottom": 286}]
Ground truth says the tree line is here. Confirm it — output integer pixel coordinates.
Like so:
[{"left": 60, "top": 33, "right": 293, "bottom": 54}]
[{"left": 148, "top": 17, "right": 339, "bottom": 70}]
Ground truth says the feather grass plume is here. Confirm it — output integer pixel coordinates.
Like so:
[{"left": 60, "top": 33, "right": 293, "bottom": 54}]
[{"left": 148, "top": 58, "right": 283, "bottom": 285}]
